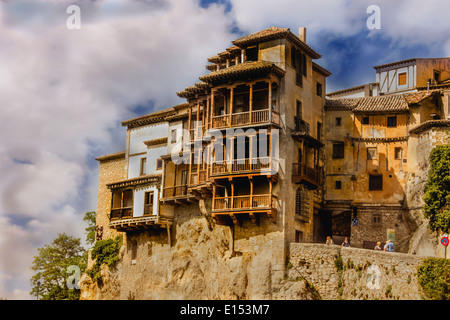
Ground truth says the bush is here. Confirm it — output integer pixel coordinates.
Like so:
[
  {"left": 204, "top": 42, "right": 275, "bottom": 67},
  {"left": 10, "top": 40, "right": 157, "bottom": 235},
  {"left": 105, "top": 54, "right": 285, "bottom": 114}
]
[
  {"left": 86, "top": 236, "right": 123, "bottom": 285},
  {"left": 417, "top": 257, "right": 450, "bottom": 300}
]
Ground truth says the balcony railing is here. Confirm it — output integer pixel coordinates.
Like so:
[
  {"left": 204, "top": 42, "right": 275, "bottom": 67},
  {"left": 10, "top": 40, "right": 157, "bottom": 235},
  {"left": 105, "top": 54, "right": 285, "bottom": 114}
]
[
  {"left": 211, "top": 157, "right": 275, "bottom": 176},
  {"left": 211, "top": 109, "right": 279, "bottom": 129},
  {"left": 213, "top": 194, "right": 278, "bottom": 212},
  {"left": 292, "top": 163, "right": 321, "bottom": 186},
  {"left": 189, "top": 170, "right": 207, "bottom": 185},
  {"left": 110, "top": 207, "right": 133, "bottom": 220},
  {"left": 162, "top": 185, "right": 188, "bottom": 198},
  {"left": 143, "top": 204, "right": 153, "bottom": 216}
]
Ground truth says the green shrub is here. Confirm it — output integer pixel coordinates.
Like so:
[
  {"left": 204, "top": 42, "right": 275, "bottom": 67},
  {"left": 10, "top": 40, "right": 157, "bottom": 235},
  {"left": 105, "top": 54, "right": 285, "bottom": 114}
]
[
  {"left": 417, "top": 257, "right": 450, "bottom": 300},
  {"left": 86, "top": 236, "right": 123, "bottom": 285}
]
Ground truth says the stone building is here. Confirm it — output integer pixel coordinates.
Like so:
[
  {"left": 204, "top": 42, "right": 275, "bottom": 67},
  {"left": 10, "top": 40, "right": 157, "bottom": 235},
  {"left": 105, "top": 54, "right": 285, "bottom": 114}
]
[
  {"left": 324, "top": 57, "right": 450, "bottom": 252},
  {"left": 92, "top": 27, "right": 450, "bottom": 299}
]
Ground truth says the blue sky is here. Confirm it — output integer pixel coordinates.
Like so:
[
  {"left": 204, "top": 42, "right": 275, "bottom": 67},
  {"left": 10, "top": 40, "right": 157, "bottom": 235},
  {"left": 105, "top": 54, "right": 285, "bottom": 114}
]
[{"left": 0, "top": 0, "right": 449, "bottom": 299}]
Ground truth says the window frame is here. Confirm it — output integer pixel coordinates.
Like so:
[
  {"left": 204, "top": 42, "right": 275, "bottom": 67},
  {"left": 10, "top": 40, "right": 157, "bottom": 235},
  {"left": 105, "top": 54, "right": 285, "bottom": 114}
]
[
  {"left": 332, "top": 141, "right": 345, "bottom": 159},
  {"left": 369, "top": 174, "right": 383, "bottom": 191},
  {"left": 398, "top": 72, "right": 407, "bottom": 86},
  {"left": 387, "top": 116, "right": 397, "bottom": 128}
]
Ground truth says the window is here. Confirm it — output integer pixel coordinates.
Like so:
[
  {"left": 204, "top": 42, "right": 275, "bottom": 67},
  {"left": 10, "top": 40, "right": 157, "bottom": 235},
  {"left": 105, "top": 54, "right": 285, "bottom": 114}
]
[
  {"left": 335, "top": 180, "right": 342, "bottom": 190},
  {"left": 372, "top": 213, "right": 382, "bottom": 225},
  {"left": 434, "top": 70, "right": 440, "bottom": 83},
  {"left": 295, "top": 188, "right": 309, "bottom": 220},
  {"left": 367, "top": 147, "right": 378, "bottom": 160},
  {"left": 394, "top": 147, "right": 402, "bottom": 160},
  {"left": 144, "top": 191, "right": 154, "bottom": 215},
  {"left": 246, "top": 46, "right": 258, "bottom": 62},
  {"left": 335, "top": 117, "right": 342, "bottom": 126},
  {"left": 369, "top": 174, "right": 383, "bottom": 191},
  {"left": 316, "top": 82, "right": 323, "bottom": 97},
  {"left": 387, "top": 116, "right": 397, "bottom": 127},
  {"left": 156, "top": 158, "right": 163, "bottom": 170},
  {"left": 332, "top": 142, "right": 345, "bottom": 159},
  {"left": 295, "top": 230, "right": 304, "bottom": 243},
  {"left": 398, "top": 72, "right": 407, "bottom": 86},
  {"left": 140, "top": 158, "right": 147, "bottom": 176},
  {"left": 362, "top": 116, "right": 370, "bottom": 125},
  {"left": 171, "top": 129, "right": 177, "bottom": 143}
]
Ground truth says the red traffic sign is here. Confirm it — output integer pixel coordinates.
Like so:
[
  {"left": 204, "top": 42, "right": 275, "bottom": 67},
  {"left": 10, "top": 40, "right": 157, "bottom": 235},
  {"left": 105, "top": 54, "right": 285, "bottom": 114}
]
[{"left": 441, "top": 237, "right": 449, "bottom": 246}]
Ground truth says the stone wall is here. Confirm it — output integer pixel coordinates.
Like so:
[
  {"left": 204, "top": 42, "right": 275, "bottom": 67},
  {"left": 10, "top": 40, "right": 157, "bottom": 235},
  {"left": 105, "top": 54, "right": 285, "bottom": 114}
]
[
  {"left": 96, "top": 155, "right": 127, "bottom": 240},
  {"left": 288, "top": 243, "right": 427, "bottom": 300}
]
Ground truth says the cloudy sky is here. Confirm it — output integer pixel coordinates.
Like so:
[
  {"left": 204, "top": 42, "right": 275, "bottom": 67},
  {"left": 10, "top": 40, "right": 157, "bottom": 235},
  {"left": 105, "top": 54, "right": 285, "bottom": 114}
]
[{"left": 0, "top": 0, "right": 449, "bottom": 299}]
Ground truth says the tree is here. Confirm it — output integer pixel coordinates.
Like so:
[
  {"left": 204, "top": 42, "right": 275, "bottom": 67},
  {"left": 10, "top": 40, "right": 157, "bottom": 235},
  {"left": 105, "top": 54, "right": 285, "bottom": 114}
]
[
  {"left": 30, "top": 233, "right": 86, "bottom": 300},
  {"left": 423, "top": 141, "right": 450, "bottom": 233},
  {"left": 83, "top": 211, "right": 96, "bottom": 246}
]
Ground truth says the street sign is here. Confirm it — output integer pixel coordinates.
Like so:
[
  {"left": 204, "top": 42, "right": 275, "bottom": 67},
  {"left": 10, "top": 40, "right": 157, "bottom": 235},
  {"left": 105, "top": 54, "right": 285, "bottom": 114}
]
[{"left": 441, "top": 236, "right": 449, "bottom": 246}]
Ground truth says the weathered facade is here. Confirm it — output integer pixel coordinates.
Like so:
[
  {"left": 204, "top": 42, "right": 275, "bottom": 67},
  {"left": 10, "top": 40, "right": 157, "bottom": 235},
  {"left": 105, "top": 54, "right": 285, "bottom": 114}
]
[{"left": 87, "top": 27, "right": 450, "bottom": 299}]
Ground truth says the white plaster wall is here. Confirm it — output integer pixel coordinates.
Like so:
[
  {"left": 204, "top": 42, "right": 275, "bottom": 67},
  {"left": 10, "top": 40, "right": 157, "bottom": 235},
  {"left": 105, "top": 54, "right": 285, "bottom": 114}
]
[
  {"left": 129, "top": 123, "right": 168, "bottom": 155},
  {"left": 146, "top": 145, "right": 167, "bottom": 173},
  {"left": 167, "top": 121, "right": 183, "bottom": 156},
  {"left": 133, "top": 186, "right": 159, "bottom": 217}
]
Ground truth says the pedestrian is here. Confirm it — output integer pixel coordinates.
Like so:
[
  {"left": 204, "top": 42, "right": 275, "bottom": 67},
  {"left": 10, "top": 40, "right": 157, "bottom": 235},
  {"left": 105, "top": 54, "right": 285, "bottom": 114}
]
[
  {"left": 341, "top": 237, "right": 350, "bottom": 247},
  {"left": 374, "top": 241, "right": 382, "bottom": 250},
  {"left": 325, "top": 236, "right": 334, "bottom": 245},
  {"left": 384, "top": 239, "right": 394, "bottom": 252}
]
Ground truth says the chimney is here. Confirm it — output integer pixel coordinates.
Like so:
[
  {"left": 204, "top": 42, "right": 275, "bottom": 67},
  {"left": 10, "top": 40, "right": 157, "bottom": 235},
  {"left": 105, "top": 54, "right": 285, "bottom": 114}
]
[{"left": 298, "top": 27, "right": 306, "bottom": 42}]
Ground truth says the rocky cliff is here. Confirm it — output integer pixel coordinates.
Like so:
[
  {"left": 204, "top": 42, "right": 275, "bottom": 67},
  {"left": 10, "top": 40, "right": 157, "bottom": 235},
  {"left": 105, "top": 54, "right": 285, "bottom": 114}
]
[{"left": 80, "top": 215, "right": 319, "bottom": 300}]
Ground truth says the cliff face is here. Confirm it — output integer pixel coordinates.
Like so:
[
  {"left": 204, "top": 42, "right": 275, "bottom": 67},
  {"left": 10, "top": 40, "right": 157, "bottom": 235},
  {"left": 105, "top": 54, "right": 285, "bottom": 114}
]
[{"left": 80, "top": 215, "right": 319, "bottom": 300}]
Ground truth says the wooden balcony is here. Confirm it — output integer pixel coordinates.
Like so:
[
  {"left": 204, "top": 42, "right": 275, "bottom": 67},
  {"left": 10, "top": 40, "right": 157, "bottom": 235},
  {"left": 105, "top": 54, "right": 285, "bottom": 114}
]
[
  {"left": 110, "top": 207, "right": 133, "bottom": 220},
  {"left": 211, "top": 109, "right": 280, "bottom": 129},
  {"left": 292, "top": 163, "right": 321, "bottom": 188},
  {"left": 161, "top": 185, "right": 195, "bottom": 204},
  {"left": 109, "top": 214, "right": 173, "bottom": 232},
  {"left": 211, "top": 157, "right": 277, "bottom": 177},
  {"left": 212, "top": 194, "right": 278, "bottom": 225}
]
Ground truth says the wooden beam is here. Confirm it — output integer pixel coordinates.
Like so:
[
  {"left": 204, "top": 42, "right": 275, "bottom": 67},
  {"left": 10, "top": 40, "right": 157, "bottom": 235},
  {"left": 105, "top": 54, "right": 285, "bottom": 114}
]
[{"left": 166, "top": 223, "right": 172, "bottom": 248}]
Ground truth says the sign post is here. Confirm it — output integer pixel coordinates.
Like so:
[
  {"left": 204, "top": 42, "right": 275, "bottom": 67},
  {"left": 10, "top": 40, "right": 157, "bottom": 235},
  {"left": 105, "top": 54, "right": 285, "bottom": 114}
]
[{"left": 441, "top": 234, "right": 449, "bottom": 259}]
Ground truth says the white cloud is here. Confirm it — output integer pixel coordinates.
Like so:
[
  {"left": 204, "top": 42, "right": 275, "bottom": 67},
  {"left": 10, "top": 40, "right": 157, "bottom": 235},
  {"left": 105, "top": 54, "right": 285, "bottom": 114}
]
[{"left": 0, "top": 0, "right": 234, "bottom": 299}]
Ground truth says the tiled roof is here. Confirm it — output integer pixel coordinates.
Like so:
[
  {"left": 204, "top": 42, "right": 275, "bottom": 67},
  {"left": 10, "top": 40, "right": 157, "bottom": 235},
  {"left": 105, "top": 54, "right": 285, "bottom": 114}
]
[
  {"left": 199, "top": 60, "right": 285, "bottom": 84},
  {"left": 325, "top": 91, "right": 435, "bottom": 113},
  {"left": 312, "top": 62, "right": 332, "bottom": 77},
  {"left": 327, "top": 83, "right": 378, "bottom": 97},
  {"left": 121, "top": 107, "right": 175, "bottom": 128},
  {"left": 409, "top": 119, "right": 450, "bottom": 134},
  {"left": 373, "top": 58, "right": 416, "bottom": 70},
  {"left": 403, "top": 91, "right": 437, "bottom": 105},
  {"left": 325, "top": 98, "right": 360, "bottom": 111},
  {"left": 232, "top": 26, "right": 321, "bottom": 59},
  {"left": 353, "top": 95, "right": 409, "bottom": 113},
  {"left": 176, "top": 82, "right": 210, "bottom": 98}
]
